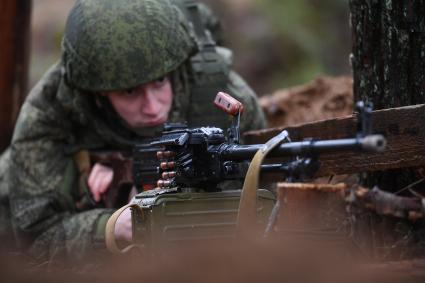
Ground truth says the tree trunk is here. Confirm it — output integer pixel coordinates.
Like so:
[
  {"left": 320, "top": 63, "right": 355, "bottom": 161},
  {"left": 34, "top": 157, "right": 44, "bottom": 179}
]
[
  {"left": 0, "top": 0, "right": 32, "bottom": 152},
  {"left": 351, "top": 1, "right": 425, "bottom": 108},
  {"left": 349, "top": 0, "right": 425, "bottom": 260}
]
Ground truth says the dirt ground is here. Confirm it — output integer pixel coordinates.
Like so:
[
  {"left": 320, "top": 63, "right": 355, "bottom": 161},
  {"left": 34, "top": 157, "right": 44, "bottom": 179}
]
[{"left": 259, "top": 76, "right": 353, "bottom": 128}]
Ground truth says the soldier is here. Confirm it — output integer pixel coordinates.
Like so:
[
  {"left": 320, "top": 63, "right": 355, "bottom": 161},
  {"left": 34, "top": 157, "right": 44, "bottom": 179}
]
[{"left": 0, "top": 0, "right": 266, "bottom": 263}]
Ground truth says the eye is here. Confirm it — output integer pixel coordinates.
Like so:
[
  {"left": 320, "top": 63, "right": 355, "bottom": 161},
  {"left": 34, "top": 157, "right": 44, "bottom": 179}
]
[
  {"left": 124, "top": 87, "right": 137, "bottom": 96},
  {"left": 156, "top": 76, "right": 166, "bottom": 83},
  {"left": 153, "top": 76, "right": 168, "bottom": 87}
]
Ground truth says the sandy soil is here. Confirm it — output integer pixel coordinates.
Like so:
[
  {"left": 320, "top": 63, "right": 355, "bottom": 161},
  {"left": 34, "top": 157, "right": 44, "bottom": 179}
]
[{"left": 260, "top": 76, "right": 353, "bottom": 128}]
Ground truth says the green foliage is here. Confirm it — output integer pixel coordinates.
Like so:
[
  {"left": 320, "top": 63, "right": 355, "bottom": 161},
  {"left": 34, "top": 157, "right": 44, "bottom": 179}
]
[{"left": 254, "top": 0, "right": 350, "bottom": 89}]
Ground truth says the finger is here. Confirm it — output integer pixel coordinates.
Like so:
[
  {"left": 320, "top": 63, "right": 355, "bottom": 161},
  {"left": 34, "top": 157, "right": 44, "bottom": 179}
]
[
  {"left": 100, "top": 170, "right": 114, "bottom": 194},
  {"left": 88, "top": 164, "right": 113, "bottom": 202},
  {"left": 87, "top": 166, "right": 98, "bottom": 189},
  {"left": 98, "top": 170, "right": 113, "bottom": 197},
  {"left": 88, "top": 163, "right": 103, "bottom": 189},
  {"left": 92, "top": 177, "right": 102, "bottom": 202}
]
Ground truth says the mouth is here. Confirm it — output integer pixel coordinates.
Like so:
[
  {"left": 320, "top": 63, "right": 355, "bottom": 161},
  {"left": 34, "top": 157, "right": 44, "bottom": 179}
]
[{"left": 139, "top": 113, "right": 168, "bottom": 127}]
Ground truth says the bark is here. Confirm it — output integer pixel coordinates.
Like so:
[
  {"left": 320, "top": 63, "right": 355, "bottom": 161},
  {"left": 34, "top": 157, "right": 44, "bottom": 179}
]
[
  {"left": 349, "top": 0, "right": 425, "bottom": 260},
  {"left": 0, "top": 0, "right": 31, "bottom": 152},
  {"left": 350, "top": 0, "right": 425, "bottom": 108}
]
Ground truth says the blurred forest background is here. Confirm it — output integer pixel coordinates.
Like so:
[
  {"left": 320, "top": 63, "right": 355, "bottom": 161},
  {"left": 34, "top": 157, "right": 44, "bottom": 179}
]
[{"left": 30, "top": 0, "right": 351, "bottom": 96}]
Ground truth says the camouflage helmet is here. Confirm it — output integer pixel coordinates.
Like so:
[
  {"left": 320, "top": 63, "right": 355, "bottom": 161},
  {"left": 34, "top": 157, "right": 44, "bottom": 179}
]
[{"left": 62, "top": 0, "right": 196, "bottom": 92}]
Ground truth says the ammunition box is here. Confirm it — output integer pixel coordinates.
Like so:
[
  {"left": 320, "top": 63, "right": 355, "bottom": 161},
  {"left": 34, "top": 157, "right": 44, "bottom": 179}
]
[{"left": 131, "top": 188, "right": 275, "bottom": 252}]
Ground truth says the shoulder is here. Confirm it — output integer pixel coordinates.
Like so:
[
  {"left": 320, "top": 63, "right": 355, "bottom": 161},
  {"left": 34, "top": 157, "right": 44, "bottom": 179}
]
[
  {"left": 12, "top": 62, "right": 70, "bottom": 144},
  {"left": 25, "top": 62, "right": 63, "bottom": 108}
]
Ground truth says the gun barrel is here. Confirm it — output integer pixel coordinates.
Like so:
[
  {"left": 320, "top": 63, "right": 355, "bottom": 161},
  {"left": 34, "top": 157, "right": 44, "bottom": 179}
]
[{"left": 221, "top": 134, "right": 386, "bottom": 161}]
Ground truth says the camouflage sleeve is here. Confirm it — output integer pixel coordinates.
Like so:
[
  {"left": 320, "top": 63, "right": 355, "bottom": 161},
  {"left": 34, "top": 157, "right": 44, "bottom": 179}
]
[
  {"left": 226, "top": 70, "right": 268, "bottom": 133},
  {"left": 8, "top": 65, "right": 112, "bottom": 262},
  {"left": 0, "top": 148, "right": 14, "bottom": 247}
]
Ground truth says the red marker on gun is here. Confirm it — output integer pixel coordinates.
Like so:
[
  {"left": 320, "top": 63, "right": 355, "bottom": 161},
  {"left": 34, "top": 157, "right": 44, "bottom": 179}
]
[{"left": 214, "top": 92, "right": 244, "bottom": 116}]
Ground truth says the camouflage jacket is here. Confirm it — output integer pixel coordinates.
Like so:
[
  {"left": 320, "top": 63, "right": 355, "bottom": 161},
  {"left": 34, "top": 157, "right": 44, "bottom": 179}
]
[{"left": 0, "top": 60, "right": 266, "bottom": 262}]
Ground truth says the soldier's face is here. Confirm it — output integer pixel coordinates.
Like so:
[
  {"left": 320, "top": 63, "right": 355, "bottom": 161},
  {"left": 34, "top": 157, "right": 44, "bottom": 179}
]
[{"left": 104, "top": 77, "right": 173, "bottom": 128}]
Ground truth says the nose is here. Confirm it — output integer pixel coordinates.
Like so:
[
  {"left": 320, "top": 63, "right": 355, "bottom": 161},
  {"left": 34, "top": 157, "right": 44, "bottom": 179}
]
[{"left": 140, "top": 86, "right": 160, "bottom": 115}]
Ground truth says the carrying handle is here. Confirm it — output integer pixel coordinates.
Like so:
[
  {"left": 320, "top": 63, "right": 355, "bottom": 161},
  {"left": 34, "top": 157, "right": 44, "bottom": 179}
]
[{"left": 236, "top": 130, "right": 290, "bottom": 236}]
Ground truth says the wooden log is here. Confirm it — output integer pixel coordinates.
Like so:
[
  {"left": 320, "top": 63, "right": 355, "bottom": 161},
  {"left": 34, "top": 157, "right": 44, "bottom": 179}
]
[
  {"left": 274, "top": 181, "right": 347, "bottom": 236},
  {"left": 0, "top": 0, "right": 32, "bottom": 152},
  {"left": 350, "top": 186, "right": 425, "bottom": 221},
  {"left": 244, "top": 103, "right": 425, "bottom": 177}
]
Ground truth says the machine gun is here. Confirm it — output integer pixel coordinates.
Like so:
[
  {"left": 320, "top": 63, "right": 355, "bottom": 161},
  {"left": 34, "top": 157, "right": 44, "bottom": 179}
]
[
  {"left": 105, "top": 92, "right": 387, "bottom": 254},
  {"left": 132, "top": 92, "right": 386, "bottom": 193}
]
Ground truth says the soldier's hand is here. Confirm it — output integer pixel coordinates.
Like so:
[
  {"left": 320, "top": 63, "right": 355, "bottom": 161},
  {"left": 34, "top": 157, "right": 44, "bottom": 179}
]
[
  {"left": 114, "top": 207, "right": 132, "bottom": 243},
  {"left": 88, "top": 163, "right": 114, "bottom": 202}
]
